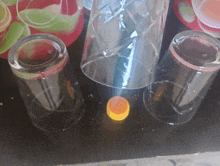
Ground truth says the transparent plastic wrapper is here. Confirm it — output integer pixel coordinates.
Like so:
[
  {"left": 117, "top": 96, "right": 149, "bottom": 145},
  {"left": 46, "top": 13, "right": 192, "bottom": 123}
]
[
  {"left": 81, "top": 0, "right": 170, "bottom": 89},
  {"left": 8, "top": 34, "right": 85, "bottom": 131},
  {"left": 143, "top": 30, "right": 220, "bottom": 125}
]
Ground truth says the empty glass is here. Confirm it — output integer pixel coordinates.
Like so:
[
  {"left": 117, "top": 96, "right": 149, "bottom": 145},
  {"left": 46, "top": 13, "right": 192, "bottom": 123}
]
[
  {"left": 8, "top": 34, "right": 85, "bottom": 131},
  {"left": 143, "top": 30, "right": 220, "bottom": 125},
  {"left": 81, "top": 0, "right": 170, "bottom": 89}
]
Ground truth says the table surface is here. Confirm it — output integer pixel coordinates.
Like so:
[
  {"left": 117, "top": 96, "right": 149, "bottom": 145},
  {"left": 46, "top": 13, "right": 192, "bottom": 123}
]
[{"left": 1, "top": 1, "right": 220, "bottom": 165}]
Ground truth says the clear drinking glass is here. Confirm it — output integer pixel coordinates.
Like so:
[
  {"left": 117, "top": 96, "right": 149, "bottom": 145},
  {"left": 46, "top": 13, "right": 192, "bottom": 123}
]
[
  {"left": 143, "top": 30, "right": 220, "bottom": 125},
  {"left": 8, "top": 34, "right": 85, "bottom": 131},
  {"left": 81, "top": 0, "right": 170, "bottom": 89}
]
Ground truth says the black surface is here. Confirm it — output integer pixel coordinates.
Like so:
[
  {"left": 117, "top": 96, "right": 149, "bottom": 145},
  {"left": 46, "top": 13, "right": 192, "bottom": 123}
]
[{"left": 1, "top": 2, "right": 220, "bottom": 165}]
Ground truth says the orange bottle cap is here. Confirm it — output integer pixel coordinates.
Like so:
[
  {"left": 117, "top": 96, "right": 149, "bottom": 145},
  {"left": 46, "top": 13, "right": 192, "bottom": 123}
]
[{"left": 106, "top": 96, "right": 130, "bottom": 121}]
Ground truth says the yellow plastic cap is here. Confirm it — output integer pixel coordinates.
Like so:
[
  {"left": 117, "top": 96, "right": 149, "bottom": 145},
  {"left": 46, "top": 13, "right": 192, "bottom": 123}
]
[{"left": 106, "top": 96, "right": 130, "bottom": 121}]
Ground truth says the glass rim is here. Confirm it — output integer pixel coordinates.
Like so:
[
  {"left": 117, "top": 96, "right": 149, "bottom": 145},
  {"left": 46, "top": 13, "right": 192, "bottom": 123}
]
[
  {"left": 170, "top": 30, "right": 220, "bottom": 72},
  {"left": 8, "top": 33, "right": 68, "bottom": 79}
]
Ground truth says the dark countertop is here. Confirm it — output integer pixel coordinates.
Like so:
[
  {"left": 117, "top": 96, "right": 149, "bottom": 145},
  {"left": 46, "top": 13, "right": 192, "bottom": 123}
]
[{"left": 1, "top": 1, "right": 220, "bottom": 165}]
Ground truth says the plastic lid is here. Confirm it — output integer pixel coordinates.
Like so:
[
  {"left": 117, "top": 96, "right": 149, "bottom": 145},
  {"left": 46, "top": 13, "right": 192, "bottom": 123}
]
[{"left": 107, "top": 96, "right": 130, "bottom": 121}]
